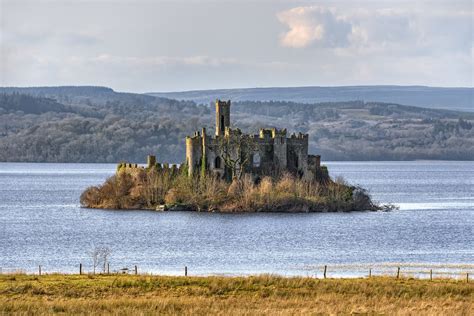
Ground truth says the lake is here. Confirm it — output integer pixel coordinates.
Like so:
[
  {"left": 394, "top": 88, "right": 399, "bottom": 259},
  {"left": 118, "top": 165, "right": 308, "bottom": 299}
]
[{"left": 0, "top": 161, "right": 472, "bottom": 277}]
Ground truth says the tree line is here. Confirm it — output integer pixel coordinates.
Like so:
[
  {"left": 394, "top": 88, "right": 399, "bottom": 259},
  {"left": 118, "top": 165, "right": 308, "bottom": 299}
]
[{"left": 0, "top": 88, "right": 473, "bottom": 162}]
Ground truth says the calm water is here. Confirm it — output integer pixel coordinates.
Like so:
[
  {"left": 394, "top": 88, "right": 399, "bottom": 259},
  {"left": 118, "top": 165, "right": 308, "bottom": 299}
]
[{"left": 0, "top": 161, "right": 473, "bottom": 277}]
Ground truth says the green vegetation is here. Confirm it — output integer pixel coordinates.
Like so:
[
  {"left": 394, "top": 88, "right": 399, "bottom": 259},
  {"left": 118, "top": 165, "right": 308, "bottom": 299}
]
[
  {"left": 0, "top": 274, "right": 472, "bottom": 315},
  {"left": 1, "top": 87, "right": 473, "bottom": 162},
  {"left": 80, "top": 166, "right": 379, "bottom": 212}
]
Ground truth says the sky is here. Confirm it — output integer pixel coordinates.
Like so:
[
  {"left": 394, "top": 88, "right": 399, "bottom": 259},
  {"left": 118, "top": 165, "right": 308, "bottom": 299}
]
[{"left": 1, "top": 0, "right": 472, "bottom": 92}]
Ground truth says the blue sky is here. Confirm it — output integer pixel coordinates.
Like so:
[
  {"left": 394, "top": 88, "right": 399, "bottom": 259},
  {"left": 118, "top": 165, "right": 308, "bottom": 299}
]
[{"left": 1, "top": 0, "right": 472, "bottom": 92}]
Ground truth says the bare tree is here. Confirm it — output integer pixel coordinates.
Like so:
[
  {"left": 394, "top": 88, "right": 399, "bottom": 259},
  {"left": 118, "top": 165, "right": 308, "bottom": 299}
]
[
  {"left": 90, "top": 247, "right": 101, "bottom": 274},
  {"left": 90, "top": 246, "right": 112, "bottom": 274},
  {"left": 101, "top": 247, "right": 112, "bottom": 273},
  {"left": 218, "top": 133, "right": 256, "bottom": 180}
]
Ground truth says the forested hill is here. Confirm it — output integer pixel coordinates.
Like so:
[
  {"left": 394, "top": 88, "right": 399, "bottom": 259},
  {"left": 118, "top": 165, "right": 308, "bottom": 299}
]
[
  {"left": 0, "top": 86, "right": 473, "bottom": 162},
  {"left": 148, "top": 86, "right": 474, "bottom": 112}
]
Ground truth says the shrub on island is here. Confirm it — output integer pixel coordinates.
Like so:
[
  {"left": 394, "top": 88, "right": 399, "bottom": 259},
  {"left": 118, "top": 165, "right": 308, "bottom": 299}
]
[{"left": 80, "top": 167, "right": 381, "bottom": 212}]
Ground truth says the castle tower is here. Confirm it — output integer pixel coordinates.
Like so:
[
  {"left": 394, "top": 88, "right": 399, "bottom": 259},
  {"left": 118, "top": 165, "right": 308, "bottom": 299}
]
[{"left": 215, "top": 99, "right": 231, "bottom": 136}]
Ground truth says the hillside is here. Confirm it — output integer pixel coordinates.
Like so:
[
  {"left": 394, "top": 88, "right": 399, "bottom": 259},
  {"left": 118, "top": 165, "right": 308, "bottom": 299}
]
[
  {"left": 148, "top": 86, "right": 474, "bottom": 112},
  {"left": 0, "top": 86, "right": 473, "bottom": 162}
]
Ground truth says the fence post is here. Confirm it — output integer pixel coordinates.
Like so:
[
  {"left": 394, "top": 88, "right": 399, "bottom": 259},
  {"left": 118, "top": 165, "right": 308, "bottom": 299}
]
[
  {"left": 467, "top": 273, "right": 469, "bottom": 283},
  {"left": 107, "top": 263, "right": 110, "bottom": 274},
  {"left": 79, "top": 263, "right": 83, "bottom": 275},
  {"left": 185, "top": 266, "right": 188, "bottom": 277},
  {"left": 135, "top": 265, "right": 138, "bottom": 275},
  {"left": 430, "top": 269, "right": 432, "bottom": 281},
  {"left": 323, "top": 265, "right": 327, "bottom": 279},
  {"left": 369, "top": 268, "right": 371, "bottom": 278},
  {"left": 396, "top": 267, "right": 400, "bottom": 279},
  {"left": 38, "top": 265, "right": 42, "bottom": 276}
]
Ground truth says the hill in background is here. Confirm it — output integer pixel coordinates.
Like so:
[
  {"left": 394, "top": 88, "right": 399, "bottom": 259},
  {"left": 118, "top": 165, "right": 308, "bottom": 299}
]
[
  {"left": 0, "top": 86, "right": 473, "bottom": 162},
  {"left": 148, "top": 86, "right": 473, "bottom": 112}
]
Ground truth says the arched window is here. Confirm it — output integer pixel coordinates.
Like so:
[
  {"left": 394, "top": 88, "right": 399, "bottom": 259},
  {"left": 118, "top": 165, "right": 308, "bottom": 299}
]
[
  {"left": 220, "top": 115, "right": 225, "bottom": 133},
  {"left": 253, "top": 153, "right": 261, "bottom": 167},
  {"left": 215, "top": 156, "right": 221, "bottom": 169}
]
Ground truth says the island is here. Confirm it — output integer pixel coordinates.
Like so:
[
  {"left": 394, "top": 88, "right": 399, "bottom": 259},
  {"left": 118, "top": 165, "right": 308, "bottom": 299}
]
[{"left": 81, "top": 99, "right": 381, "bottom": 212}]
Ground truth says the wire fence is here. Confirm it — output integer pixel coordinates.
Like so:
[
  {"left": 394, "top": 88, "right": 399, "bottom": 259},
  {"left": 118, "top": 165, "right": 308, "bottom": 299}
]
[
  {"left": 0, "top": 264, "right": 472, "bottom": 282},
  {"left": 301, "top": 263, "right": 473, "bottom": 281}
]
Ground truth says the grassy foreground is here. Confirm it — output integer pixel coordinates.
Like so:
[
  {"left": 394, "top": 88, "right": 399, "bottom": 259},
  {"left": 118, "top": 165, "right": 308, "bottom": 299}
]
[{"left": 0, "top": 274, "right": 472, "bottom": 315}]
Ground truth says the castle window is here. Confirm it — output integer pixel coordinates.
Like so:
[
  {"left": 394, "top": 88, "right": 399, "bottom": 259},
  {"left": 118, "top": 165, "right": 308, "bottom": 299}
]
[
  {"left": 220, "top": 115, "right": 225, "bottom": 133},
  {"left": 295, "top": 155, "right": 299, "bottom": 169},
  {"left": 253, "top": 153, "right": 261, "bottom": 167},
  {"left": 215, "top": 156, "right": 221, "bottom": 169}
]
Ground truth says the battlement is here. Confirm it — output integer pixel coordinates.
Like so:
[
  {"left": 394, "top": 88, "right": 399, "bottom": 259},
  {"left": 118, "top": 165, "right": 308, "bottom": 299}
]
[
  {"left": 272, "top": 128, "right": 287, "bottom": 138},
  {"left": 225, "top": 127, "right": 242, "bottom": 138},
  {"left": 290, "top": 132, "right": 308, "bottom": 140},
  {"left": 258, "top": 128, "right": 288, "bottom": 139},
  {"left": 117, "top": 155, "right": 180, "bottom": 175},
  {"left": 216, "top": 99, "right": 231, "bottom": 107},
  {"left": 186, "top": 131, "right": 202, "bottom": 140},
  {"left": 259, "top": 129, "right": 272, "bottom": 139},
  {"left": 117, "top": 162, "right": 141, "bottom": 170}
]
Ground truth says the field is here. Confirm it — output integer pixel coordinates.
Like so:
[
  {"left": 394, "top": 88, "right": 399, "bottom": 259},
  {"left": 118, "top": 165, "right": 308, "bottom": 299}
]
[{"left": 0, "top": 274, "right": 472, "bottom": 315}]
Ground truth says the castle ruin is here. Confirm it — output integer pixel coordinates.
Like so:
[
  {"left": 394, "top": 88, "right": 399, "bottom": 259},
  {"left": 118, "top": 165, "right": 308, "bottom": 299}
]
[
  {"left": 118, "top": 99, "right": 328, "bottom": 183},
  {"left": 185, "top": 100, "right": 326, "bottom": 182}
]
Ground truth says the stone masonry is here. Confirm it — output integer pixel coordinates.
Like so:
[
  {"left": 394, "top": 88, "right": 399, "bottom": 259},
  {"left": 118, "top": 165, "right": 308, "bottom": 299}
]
[{"left": 185, "top": 99, "right": 326, "bottom": 181}]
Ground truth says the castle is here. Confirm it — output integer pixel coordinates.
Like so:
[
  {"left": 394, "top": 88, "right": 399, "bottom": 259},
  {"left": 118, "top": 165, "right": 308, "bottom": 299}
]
[
  {"left": 118, "top": 99, "right": 327, "bottom": 183},
  {"left": 185, "top": 100, "right": 326, "bottom": 182}
]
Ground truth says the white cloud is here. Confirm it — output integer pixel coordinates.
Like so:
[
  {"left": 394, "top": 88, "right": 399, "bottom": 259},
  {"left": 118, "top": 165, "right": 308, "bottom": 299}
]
[
  {"left": 277, "top": 6, "right": 351, "bottom": 48},
  {"left": 277, "top": 5, "right": 473, "bottom": 57},
  {"left": 1, "top": 1, "right": 472, "bottom": 90}
]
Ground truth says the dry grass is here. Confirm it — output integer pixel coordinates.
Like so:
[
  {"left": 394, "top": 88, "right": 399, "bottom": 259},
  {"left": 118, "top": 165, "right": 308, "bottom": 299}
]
[
  {"left": 0, "top": 274, "right": 472, "bottom": 315},
  {"left": 81, "top": 168, "right": 378, "bottom": 212}
]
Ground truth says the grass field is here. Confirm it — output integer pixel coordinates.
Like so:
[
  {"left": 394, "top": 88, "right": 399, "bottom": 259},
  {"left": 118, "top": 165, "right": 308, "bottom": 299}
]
[{"left": 0, "top": 274, "right": 472, "bottom": 315}]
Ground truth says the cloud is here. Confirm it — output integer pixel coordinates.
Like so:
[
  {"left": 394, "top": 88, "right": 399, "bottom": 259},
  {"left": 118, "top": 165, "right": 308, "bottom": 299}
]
[
  {"left": 277, "top": 6, "right": 351, "bottom": 48},
  {"left": 272, "top": 3, "right": 473, "bottom": 87},
  {"left": 277, "top": 5, "right": 473, "bottom": 56},
  {"left": 87, "top": 54, "right": 240, "bottom": 68},
  {"left": 2, "top": 1, "right": 472, "bottom": 90},
  {"left": 2, "top": 26, "right": 101, "bottom": 47}
]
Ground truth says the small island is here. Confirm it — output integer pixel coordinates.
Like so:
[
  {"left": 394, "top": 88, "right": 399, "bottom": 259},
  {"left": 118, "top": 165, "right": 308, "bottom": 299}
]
[{"left": 81, "top": 99, "right": 380, "bottom": 212}]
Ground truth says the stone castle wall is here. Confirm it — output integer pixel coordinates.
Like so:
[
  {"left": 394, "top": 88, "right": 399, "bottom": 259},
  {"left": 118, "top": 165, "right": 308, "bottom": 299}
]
[
  {"left": 117, "top": 156, "right": 181, "bottom": 178},
  {"left": 184, "top": 100, "right": 323, "bottom": 181}
]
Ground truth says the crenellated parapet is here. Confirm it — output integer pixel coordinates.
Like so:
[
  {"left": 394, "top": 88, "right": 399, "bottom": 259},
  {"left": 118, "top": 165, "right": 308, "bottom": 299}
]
[
  {"left": 224, "top": 127, "right": 242, "bottom": 138},
  {"left": 289, "top": 132, "right": 309, "bottom": 141},
  {"left": 258, "top": 128, "right": 288, "bottom": 139},
  {"left": 117, "top": 155, "right": 181, "bottom": 177},
  {"left": 116, "top": 162, "right": 141, "bottom": 172}
]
